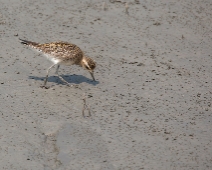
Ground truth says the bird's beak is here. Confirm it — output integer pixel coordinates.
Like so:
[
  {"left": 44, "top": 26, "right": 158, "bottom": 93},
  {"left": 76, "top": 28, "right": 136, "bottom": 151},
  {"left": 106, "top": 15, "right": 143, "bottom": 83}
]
[{"left": 90, "top": 71, "right": 95, "bottom": 81}]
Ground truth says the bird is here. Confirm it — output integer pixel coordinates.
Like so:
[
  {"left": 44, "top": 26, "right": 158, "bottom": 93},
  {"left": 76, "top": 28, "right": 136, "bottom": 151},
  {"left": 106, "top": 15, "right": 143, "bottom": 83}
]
[{"left": 19, "top": 38, "right": 96, "bottom": 88}]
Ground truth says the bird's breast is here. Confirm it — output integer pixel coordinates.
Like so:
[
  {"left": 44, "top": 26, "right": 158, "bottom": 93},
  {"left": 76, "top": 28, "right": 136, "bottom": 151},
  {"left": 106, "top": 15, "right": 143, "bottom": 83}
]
[{"left": 60, "top": 59, "right": 75, "bottom": 66}]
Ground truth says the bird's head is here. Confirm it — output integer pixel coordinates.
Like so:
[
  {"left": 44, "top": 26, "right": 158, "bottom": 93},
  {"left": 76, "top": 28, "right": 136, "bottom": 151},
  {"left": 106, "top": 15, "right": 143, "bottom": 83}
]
[{"left": 81, "top": 56, "right": 96, "bottom": 81}]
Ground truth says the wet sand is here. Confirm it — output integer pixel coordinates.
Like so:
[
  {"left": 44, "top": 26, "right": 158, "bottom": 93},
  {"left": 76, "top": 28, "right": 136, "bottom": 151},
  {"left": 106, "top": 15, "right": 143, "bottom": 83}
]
[{"left": 0, "top": 0, "right": 211, "bottom": 169}]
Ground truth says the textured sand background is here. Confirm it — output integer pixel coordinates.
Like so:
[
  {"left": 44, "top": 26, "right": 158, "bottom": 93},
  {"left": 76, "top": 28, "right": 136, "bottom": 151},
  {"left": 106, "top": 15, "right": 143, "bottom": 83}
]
[{"left": 0, "top": 0, "right": 212, "bottom": 169}]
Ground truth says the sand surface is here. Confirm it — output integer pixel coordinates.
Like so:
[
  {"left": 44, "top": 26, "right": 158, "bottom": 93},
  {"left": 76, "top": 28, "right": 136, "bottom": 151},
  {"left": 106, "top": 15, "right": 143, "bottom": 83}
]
[{"left": 0, "top": 0, "right": 212, "bottom": 169}]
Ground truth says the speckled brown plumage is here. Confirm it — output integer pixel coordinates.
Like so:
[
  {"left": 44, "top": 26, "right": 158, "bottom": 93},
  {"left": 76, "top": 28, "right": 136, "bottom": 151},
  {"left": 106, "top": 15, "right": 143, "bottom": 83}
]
[
  {"left": 38, "top": 42, "right": 83, "bottom": 64},
  {"left": 19, "top": 38, "right": 96, "bottom": 88}
]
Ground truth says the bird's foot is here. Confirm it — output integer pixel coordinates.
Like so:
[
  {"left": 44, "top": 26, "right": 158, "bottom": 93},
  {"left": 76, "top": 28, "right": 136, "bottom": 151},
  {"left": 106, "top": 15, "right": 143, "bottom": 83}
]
[
  {"left": 65, "top": 83, "right": 73, "bottom": 87},
  {"left": 40, "top": 85, "right": 50, "bottom": 89}
]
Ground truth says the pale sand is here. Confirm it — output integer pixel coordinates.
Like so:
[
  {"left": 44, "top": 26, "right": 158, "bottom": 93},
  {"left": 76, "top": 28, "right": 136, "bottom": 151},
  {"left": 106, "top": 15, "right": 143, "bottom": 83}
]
[{"left": 0, "top": 0, "right": 211, "bottom": 169}]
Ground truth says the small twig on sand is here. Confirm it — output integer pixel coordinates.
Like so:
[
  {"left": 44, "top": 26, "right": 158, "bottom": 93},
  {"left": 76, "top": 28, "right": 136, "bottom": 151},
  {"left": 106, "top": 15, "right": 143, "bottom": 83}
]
[
  {"left": 102, "top": 2, "right": 107, "bottom": 11},
  {"left": 125, "top": 2, "right": 129, "bottom": 15},
  {"left": 82, "top": 93, "right": 91, "bottom": 117}
]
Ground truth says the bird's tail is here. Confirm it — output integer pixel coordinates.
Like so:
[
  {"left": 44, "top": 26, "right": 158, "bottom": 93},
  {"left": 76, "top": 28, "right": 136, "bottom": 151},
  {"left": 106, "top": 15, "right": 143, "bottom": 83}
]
[{"left": 19, "top": 38, "right": 39, "bottom": 46}]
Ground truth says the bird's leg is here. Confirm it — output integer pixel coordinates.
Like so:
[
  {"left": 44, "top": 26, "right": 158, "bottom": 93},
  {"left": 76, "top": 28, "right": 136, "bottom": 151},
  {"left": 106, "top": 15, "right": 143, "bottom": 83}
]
[
  {"left": 41, "top": 63, "right": 56, "bottom": 89},
  {"left": 55, "top": 64, "right": 71, "bottom": 86},
  {"left": 55, "top": 64, "right": 60, "bottom": 74}
]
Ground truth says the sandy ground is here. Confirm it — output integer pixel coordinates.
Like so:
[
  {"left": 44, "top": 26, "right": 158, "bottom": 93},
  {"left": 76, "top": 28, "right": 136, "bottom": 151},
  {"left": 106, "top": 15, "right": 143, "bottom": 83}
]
[{"left": 0, "top": 0, "right": 212, "bottom": 169}]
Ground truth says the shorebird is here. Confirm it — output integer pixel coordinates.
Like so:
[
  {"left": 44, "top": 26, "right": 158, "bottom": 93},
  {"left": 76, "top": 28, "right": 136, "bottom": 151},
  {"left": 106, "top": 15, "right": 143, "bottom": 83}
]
[{"left": 19, "top": 38, "right": 96, "bottom": 88}]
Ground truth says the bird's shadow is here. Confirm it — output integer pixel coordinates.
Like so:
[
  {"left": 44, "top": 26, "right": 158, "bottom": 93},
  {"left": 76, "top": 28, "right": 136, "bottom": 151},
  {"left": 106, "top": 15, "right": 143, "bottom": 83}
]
[{"left": 29, "top": 74, "right": 99, "bottom": 86}]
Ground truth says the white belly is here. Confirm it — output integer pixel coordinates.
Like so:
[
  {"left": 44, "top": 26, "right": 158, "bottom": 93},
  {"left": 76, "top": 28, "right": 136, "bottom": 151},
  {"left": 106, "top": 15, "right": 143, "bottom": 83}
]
[{"left": 43, "top": 53, "right": 61, "bottom": 64}]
